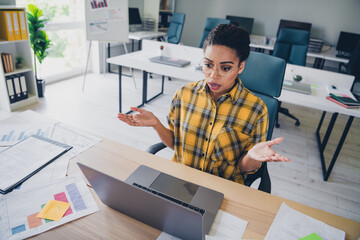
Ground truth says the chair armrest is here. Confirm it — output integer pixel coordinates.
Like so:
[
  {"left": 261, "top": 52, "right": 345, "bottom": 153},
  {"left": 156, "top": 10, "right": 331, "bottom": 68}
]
[
  {"left": 244, "top": 162, "right": 271, "bottom": 193},
  {"left": 145, "top": 142, "right": 167, "bottom": 155}
]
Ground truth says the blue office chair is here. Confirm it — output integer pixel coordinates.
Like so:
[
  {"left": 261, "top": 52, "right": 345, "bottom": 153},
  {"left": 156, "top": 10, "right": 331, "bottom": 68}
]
[
  {"left": 198, "top": 18, "right": 231, "bottom": 48},
  {"left": 166, "top": 12, "right": 185, "bottom": 44},
  {"left": 240, "top": 51, "right": 286, "bottom": 193},
  {"left": 145, "top": 51, "right": 286, "bottom": 194},
  {"left": 273, "top": 28, "right": 310, "bottom": 127}
]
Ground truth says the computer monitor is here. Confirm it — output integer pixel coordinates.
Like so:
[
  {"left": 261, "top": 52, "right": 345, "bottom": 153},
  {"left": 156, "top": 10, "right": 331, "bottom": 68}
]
[
  {"left": 336, "top": 31, "right": 360, "bottom": 58},
  {"left": 276, "top": 19, "right": 312, "bottom": 36},
  {"left": 226, "top": 15, "right": 254, "bottom": 34},
  {"left": 129, "top": 8, "right": 142, "bottom": 25}
]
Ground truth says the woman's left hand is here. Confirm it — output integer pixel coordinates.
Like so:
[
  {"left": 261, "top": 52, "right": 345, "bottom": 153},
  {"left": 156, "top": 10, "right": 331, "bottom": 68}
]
[{"left": 247, "top": 137, "right": 290, "bottom": 162}]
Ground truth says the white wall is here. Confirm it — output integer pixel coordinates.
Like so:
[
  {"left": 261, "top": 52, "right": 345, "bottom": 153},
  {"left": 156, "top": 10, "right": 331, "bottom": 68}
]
[{"left": 175, "top": 0, "right": 360, "bottom": 47}]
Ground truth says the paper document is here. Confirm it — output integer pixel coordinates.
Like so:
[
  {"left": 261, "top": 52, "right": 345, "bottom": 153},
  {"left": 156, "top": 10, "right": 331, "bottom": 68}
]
[
  {"left": 265, "top": 203, "right": 345, "bottom": 240},
  {"left": 0, "top": 136, "right": 72, "bottom": 193},
  {"left": 157, "top": 210, "right": 248, "bottom": 240},
  {"left": 0, "top": 175, "right": 99, "bottom": 240}
]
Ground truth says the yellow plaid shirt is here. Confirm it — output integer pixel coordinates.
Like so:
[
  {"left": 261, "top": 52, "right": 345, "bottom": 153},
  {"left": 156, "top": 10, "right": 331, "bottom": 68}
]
[{"left": 167, "top": 77, "right": 268, "bottom": 184}]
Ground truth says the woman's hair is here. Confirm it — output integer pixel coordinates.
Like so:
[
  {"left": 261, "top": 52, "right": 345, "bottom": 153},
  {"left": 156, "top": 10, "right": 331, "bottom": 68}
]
[{"left": 202, "top": 24, "right": 250, "bottom": 63}]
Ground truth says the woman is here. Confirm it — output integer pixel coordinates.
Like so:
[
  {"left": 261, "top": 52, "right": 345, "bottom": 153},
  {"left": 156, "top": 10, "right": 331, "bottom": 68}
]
[{"left": 118, "top": 24, "right": 289, "bottom": 184}]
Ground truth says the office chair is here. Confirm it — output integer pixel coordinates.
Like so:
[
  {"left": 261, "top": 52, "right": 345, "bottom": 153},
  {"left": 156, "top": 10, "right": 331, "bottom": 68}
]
[
  {"left": 145, "top": 51, "right": 286, "bottom": 194},
  {"left": 348, "top": 41, "right": 360, "bottom": 101},
  {"left": 272, "top": 28, "right": 310, "bottom": 127},
  {"left": 198, "top": 18, "right": 230, "bottom": 48},
  {"left": 166, "top": 12, "right": 185, "bottom": 44}
]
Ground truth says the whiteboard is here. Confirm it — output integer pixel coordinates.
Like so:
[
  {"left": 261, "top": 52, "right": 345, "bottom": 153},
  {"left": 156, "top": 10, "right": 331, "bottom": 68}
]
[{"left": 85, "top": 0, "right": 129, "bottom": 42}]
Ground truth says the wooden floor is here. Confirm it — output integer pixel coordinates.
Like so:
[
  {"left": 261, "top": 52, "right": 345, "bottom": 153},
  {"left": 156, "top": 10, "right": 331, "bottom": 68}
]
[{"left": 21, "top": 70, "right": 360, "bottom": 223}]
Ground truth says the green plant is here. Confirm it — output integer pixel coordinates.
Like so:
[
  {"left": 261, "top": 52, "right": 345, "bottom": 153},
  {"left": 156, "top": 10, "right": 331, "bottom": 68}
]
[
  {"left": 27, "top": 4, "right": 51, "bottom": 80},
  {"left": 16, "top": 57, "right": 23, "bottom": 64}
]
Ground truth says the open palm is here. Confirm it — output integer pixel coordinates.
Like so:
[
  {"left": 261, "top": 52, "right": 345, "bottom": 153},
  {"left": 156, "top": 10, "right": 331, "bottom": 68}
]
[
  {"left": 247, "top": 137, "right": 290, "bottom": 162},
  {"left": 117, "top": 107, "right": 158, "bottom": 127}
]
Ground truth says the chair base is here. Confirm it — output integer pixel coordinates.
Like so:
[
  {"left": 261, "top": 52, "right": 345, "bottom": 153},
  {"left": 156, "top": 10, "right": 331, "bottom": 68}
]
[{"left": 276, "top": 102, "right": 300, "bottom": 128}]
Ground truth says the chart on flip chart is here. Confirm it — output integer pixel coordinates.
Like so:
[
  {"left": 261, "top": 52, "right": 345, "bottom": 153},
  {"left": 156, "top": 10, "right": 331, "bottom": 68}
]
[{"left": 0, "top": 175, "right": 99, "bottom": 240}]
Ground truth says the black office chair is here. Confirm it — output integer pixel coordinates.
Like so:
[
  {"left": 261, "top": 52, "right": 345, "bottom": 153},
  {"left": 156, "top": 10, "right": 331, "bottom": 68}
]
[
  {"left": 272, "top": 28, "right": 310, "bottom": 127},
  {"left": 348, "top": 41, "right": 360, "bottom": 101},
  {"left": 145, "top": 52, "right": 286, "bottom": 194}
]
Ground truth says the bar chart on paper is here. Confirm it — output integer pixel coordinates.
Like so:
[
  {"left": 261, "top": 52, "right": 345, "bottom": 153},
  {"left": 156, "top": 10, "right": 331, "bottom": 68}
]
[
  {"left": 0, "top": 123, "right": 54, "bottom": 147},
  {"left": 0, "top": 175, "right": 99, "bottom": 240}
]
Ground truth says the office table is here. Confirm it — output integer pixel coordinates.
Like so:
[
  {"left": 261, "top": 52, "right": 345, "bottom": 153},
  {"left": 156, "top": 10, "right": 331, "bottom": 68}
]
[
  {"left": 279, "top": 64, "right": 359, "bottom": 181},
  {"left": 27, "top": 134, "right": 359, "bottom": 240}
]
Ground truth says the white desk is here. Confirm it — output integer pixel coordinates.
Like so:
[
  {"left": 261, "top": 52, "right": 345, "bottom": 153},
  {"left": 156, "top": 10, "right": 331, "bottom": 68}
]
[
  {"left": 249, "top": 35, "right": 349, "bottom": 69},
  {"left": 280, "top": 64, "right": 358, "bottom": 181},
  {"left": 128, "top": 31, "right": 167, "bottom": 51}
]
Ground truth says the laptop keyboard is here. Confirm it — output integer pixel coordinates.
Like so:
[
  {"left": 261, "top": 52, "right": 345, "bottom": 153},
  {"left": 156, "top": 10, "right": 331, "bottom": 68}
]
[{"left": 132, "top": 183, "right": 205, "bottom": 216}]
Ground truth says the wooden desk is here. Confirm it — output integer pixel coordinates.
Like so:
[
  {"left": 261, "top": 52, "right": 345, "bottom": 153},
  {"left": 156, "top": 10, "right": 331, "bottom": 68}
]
[{"left": 28, "top": 137, "right": 360, "bottom": 239}]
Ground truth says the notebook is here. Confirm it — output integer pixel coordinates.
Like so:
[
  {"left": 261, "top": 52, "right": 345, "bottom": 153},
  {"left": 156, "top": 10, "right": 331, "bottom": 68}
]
[
  {"left": 283, "top": 80, "right": 311, "bottom": 95},
  {"left": 149, "top": 56, "right": 191, "bottom": 67},
  {"left": 78, "top": 163, "right": 224, "bottom": 240}
]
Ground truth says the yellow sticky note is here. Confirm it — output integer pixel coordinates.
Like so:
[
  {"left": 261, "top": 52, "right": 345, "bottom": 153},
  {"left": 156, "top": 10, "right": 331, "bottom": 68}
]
[{"left": 37, "top": 200, "right": 71, "bottom": 221}]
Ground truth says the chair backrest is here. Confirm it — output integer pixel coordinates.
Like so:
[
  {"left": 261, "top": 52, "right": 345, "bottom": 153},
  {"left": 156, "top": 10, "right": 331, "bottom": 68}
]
[
  {"left": 239, "top": 51, "right": 286, "bottom": 193},
  {"left": 273, "top": 28, "right": 310, "bottom": 66},
  {"left": 198, "top": 18, "right": 230, "bottom": 48},
  {"left": 167, "top": 12, "right": 186, "bottom": 44},
  {"left": 349, "top": 40, "right": 360, "bottom": 99}
]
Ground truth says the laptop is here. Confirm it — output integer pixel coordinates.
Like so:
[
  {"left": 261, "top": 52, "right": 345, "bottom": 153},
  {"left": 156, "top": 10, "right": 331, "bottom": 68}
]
[
  {"left": 149, "top": 56, "right": 191, "bottom": 67},
  {"left": 283, "top": 80, "right": 312, "bottom": 95},
  {"left": 77, "top": 163, "right": 224, "bottom": 240}
]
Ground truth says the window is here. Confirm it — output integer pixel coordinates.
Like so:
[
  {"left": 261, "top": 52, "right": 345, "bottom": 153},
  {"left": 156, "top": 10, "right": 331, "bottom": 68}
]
[{"left": 17, "top": 0, "right": 86, "bottom": 83}]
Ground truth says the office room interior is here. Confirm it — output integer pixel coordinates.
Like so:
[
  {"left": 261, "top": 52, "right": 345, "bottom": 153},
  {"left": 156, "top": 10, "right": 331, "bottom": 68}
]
[{"left": 0, "top": 0, "right": 360, "bottom": 239}]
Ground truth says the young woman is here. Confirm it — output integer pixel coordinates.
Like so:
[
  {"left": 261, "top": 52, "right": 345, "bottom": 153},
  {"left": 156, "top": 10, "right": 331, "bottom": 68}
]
[{"left": 118, "top": 24, "right": 289, "bottom": 184}]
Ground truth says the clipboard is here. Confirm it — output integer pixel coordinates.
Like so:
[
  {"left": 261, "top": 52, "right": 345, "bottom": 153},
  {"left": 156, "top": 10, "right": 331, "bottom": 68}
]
[{"left": 0, "top": 135, "right": 72, "bottom": 194}]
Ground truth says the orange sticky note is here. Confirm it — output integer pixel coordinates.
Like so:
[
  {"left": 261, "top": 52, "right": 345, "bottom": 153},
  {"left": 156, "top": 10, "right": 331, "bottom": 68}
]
[{"left": 37, "top": 200, "right": 71, "bottom": 221}]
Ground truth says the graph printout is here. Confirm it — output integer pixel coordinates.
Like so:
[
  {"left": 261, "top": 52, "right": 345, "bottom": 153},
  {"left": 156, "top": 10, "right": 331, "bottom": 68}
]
[
  {"left": 0, "top": 175, "right": 99, "bottom": 240},
  {"left": 0, "top": 123, "right": 54, "bottom": 147}
]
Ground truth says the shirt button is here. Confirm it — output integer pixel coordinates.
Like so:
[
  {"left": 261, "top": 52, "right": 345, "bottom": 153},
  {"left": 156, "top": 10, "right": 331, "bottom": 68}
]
[
  {"left": 201, "top": 153, "right": 205, "bottom": 157},
  {"left": 209, "top": 122, "right": 212, "bottom": 125},
  {"left": 205, "top": 137, "right": 208, "bottom": 141}
]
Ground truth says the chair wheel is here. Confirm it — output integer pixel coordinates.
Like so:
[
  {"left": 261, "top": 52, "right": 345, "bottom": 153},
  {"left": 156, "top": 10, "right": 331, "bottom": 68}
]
[{"left": 295, "top": 121, "right": 300, "bottom": 126}]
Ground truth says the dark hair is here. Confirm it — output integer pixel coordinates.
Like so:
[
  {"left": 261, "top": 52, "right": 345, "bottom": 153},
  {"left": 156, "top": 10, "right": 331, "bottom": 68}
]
[{"left": 202, "top": 24, "right": 250, "bottom": 63}]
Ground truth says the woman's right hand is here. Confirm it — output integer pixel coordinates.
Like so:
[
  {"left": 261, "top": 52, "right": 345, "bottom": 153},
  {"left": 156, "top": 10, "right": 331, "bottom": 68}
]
[{"left": 117, "top": 107, "right": 158, "bottom": 127}]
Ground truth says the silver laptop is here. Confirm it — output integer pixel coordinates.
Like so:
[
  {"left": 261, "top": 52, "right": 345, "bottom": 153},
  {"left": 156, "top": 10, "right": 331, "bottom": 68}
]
[
  {"left": 149, "top": 56, "right": 191, "bottom": 67},
  {"left": 77, "top": 163, "right": 224, "bottom": 240},
  {"left": 283, "top": 80, "right": 312, "bottom": 95}
]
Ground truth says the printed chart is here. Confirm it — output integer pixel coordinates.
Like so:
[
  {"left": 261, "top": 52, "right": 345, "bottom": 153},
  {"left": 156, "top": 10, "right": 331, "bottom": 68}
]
[
  {"left": 0, "top": 175, "right": 99, "bottom": 240},
  {"left": 0, "top": 123, "right": 54, "bottom": 147}
]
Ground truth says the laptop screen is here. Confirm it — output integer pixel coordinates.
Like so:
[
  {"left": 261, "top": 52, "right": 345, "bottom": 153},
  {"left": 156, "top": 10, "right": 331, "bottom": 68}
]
[{"left": 150, "top": 173, "right": 199, "bottom": 203}]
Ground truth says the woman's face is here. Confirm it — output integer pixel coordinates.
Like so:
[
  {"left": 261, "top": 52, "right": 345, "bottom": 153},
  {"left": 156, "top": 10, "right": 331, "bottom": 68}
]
[{"left": 203, "top": 45, "right": 245, "bottom": 100}]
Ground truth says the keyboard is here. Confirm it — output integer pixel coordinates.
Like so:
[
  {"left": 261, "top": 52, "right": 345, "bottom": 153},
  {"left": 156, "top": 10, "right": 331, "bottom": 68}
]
[
  {"left": 336, "top": 51, "right": 351, "bottom": 59},
  {"left": 133, "top": 183, "right": 206, "bottom": 216}
]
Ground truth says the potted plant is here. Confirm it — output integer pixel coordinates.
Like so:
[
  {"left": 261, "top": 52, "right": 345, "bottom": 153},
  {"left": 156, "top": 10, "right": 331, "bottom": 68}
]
[
  {"left": 15, "top": 57, "right": 23, "bottom": 69},
  {"left": 27, "top": 4, "right": 51, "bottom": 97}
]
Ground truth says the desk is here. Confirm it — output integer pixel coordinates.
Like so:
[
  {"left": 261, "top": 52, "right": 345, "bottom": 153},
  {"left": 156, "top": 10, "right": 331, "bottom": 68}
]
[
  {"left": 280, "top": 64, "right": 359, "bottom": 181},
  {"left": 26, "top": 134, "right": 358, "bottom": 239},
  {"left": 107, "top": 40, "right": 203, "bottom": 113},
  {"left": 249, "top": 35, "right": 349, "bottom": 69}
]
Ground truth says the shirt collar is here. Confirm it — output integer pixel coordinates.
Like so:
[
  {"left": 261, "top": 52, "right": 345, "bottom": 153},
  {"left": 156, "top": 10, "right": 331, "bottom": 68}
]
[{"left": 197, "top": 77, "right": 244, "bottom": 104}]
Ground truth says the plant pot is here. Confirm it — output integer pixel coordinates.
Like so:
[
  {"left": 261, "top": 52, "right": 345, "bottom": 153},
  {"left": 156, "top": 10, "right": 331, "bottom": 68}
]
[
  {"left": 36, "top": 79, "right": 45, "bottom": 97},
  {"left": 16, "top": 63, "right": 23, "bottom": 69}
]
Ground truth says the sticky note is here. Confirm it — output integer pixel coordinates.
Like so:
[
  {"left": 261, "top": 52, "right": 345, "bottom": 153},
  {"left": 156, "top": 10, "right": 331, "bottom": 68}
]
[
  {"left": 298, "top": 233, "right": 323, "bottom": 240},
  {"left": 37, "top": 200, "right": 71, "bottom": 221}
]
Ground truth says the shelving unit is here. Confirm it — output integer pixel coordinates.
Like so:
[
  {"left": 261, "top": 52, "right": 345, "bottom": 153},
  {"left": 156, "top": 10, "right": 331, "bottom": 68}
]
[
  {"left": 0, "top": 6, "right": 38, "bottom": 111},
  {"left": 158, "top": 0, "right": 175, "bottom": 32}
]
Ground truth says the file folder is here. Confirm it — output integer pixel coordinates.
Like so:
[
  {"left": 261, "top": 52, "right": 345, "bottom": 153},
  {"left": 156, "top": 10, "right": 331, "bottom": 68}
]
[
  {"left": 11, "top": 11, "right": 21, "bottom": 40},
  {"left": 0, "top": 11, "right": 15, "bottom": 41},
  {"left": 13, "top": 75, "right": 22, "bottom": 101},
  {"left": 1, "top": 53, "right": 13, "bottom": 73},
  {"left": 7, "top": 53, "right": 14, "bottom": 72},
  {"left": 17, "top": 10, "right": 28, "bottom": 40},
  {"left": 19, "top": 74, "right": 28, "bottom": 99},
  {"left": 0, "top": 135, "right": 73, "bottom": 194},
  {"left": 1, "top": 53, "right": 9, "bottom": 73},
  {"left": 5, "top": 77, "right": 16, "bottom": 103}
]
